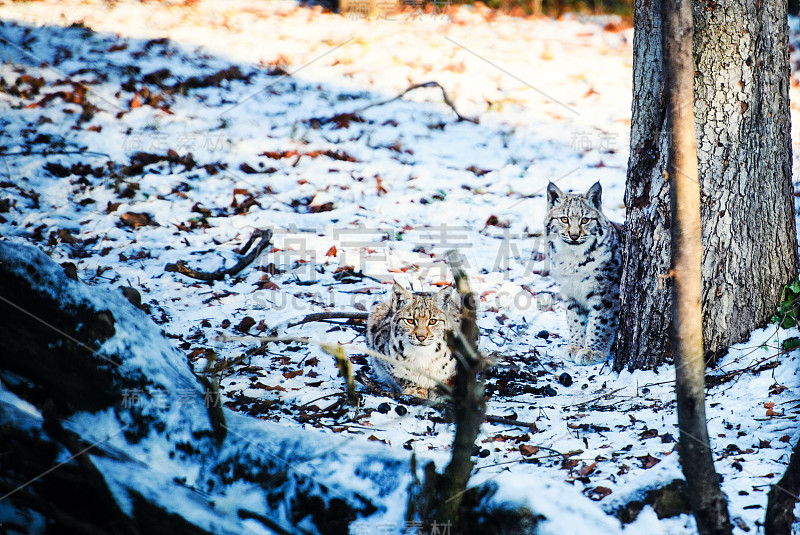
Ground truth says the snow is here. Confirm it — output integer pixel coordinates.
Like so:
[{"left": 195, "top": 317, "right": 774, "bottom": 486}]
[{"left": 0, "top": 1, "right": 799, "bottom": 533}]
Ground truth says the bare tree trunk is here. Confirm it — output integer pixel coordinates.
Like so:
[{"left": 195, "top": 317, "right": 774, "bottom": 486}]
[
  {"left": 663, "top": 0, "right": 732, "bottom": 533},
  {"left": 615, "top": 0, "right": 798, "bottom": 371},
  {"left": 765, "top": 438, "right": 800, "bottom": 535}
]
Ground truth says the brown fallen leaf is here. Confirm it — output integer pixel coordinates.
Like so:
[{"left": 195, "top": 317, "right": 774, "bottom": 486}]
[
  {"left": 57, "top": 228, "right": 81, "bottom": 244},
  {"left": 562, "top": 458, "right": 579, "bottom": 470},
  {"left": 255, "top": 275, "right": 279, "bottom": 291},
  {"left": 638, "top": 455, "right": 661, "bottom": 469},
  {"left": 578, "top": 461, "right": 598, "bottom": 477},
  {"left": 120, "top": 212, "right": 154, "bottom": 228},
  {"left": 308, "top": 202, "right": 334, "bottom": 213},
  {"left": 586, "top": 486, "right": 612, "bottom": 501},
  {"left": 325, "top": 246, "right": 337, "bottom": 257},
  {"left": 283, "top": 370, "right": 303, "bottom": 379},
  {"left": 376, "top": 175, "right": 388, "bottom": 196},
  {"left": 770, "top": 384, "right": 789, "bottom": 395},
  {"left": 519, "top": 444, "right": 540, "bottom": 457},
  {"left": 639, "top": 428, "right": 659, "bottom": 440}
]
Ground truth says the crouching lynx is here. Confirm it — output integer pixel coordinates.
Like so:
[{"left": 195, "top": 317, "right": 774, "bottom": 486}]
[
  {"left": 366, "top": 283, "right": 459, "bottom": 397},
  {"left": 545, "top": 181, "right": 623, "bottom": 365}
]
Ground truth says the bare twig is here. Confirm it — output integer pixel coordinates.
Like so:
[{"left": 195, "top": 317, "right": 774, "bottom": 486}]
[
  {"left": 311, "top": 81, "right": 478, "bottom": 126},
  {"left": 484, "top": 415, "right": 538, "bottom": 428},
  {"left": 475, "top": 448, "right": 583, "bottom": 472},
  {"left": 165, "top": 229, "right": 273, "bottom": 281},
  {"left": 0, "top": 150, "right": 112, "bottom": 158},
  {"left": 287, "top": 311, "right": 369, "bottom": 329}
]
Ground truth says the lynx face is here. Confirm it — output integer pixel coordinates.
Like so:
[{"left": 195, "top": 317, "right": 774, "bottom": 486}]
[
  {"left": 366, "top": 282, "right": 459, "bottom": 396},
  {"left": 391, "top": 289, "right": 451, "bottom": 349},
  {"left": 545, "top": 181, "right": 609, "bottom": 246}
]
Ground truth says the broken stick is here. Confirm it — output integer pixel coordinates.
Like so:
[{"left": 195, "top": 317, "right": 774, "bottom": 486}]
[
  {"left": 287, "top": 311, "right": 369, "bottom": 328},
  {"left": 311, "top": 81, "right": 478, "bottom": 126},
  {"left": 165, "top": 229, "right": 272, "bottom": 282}
]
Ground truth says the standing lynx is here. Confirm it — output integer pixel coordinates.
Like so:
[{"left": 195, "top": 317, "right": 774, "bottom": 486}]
[
  {"left": 366, "top": 283, "right": 459, "bottom": 397},
  {"left": 545, "top": 181, "right": 623, "bottom": 365}
]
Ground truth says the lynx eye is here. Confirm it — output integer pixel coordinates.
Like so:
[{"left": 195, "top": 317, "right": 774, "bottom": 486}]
[
  {"left": 428, "top": 319, "right": 438, "bottom": 326},
  {"left": 581, "top": 217, "right": 589, "bottom": 224},
  {"left": 560, "top": 217, "right": 569, "bottom": 223},
  {"left": 404, "top": 318, "right": 416, "bottom": 325}
]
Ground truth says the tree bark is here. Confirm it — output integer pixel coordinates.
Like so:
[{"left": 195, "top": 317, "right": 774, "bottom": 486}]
[
  {"left": 614, "top": 0, "right": 798, "bottom": 371},
  {"left": 663, "top": 0, "right": 732, "bottom": 533},
  {"left": 614, "top": 0, "right": 673, "bottom": 371},
  {"left": 764, "top": 437, "right": 800, "bottom": 535}
]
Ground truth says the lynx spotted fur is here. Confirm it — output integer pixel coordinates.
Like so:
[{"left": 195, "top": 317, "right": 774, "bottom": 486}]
[
  {"left": 366, "top": 283, "right": 458, "bottom": 397},
  {"left": 545, "top": 181, "right": 622, "bottom": 365}
]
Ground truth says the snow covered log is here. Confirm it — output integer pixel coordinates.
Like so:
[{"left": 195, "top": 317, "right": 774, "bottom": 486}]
[
  {"left": 0, "top": 242, "right": 577, "bottom": 535},
  {"left": 0, "top": 241, "right": 415, "bottom": 534}
]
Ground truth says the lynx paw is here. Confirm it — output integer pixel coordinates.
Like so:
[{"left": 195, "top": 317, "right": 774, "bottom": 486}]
[
  {"left": 571, "top": 348, "right": 608, "bottom": 366},
  {"left": 563, "top": 345, "right": 583, "bottom": 362},
  {"left": 402, "top": 386, "right": 430, "bottom": 399}
]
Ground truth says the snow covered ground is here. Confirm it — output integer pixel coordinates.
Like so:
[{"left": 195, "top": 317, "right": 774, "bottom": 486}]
[{"left": 0, "top": 1, "right": 799, "bottom": 533}]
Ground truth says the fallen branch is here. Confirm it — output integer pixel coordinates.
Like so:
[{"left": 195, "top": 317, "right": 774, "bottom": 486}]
[
  {"left": 0, "top": 149, "right": 112, "bottom": 158},
  {"left": 311, "top": 81, "right": 478, "bottom": 126},
  {"left": 165, "top": 229, "right": 272, "bottom": 281},
  {"left": 475, "top": 448, "right": 583, "bottom": 472},
  {"left": 484, "top": 415, "right": 538, "bottom": 428},
  {"left": 287, "top": 311, "right": 369, "bottom": 329}
]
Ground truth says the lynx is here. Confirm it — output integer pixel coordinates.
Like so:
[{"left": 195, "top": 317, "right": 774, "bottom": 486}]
[
  {"left": 366, "top": 283, "right": 459, "bottom": 397},
  {"left": 545, "top": 181, "right": 623, "bottom": 365}
]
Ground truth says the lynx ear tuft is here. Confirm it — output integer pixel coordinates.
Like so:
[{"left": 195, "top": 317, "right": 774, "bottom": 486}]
[
  {"left": 585, "top": 181, "right": 602, "bottom": 209},
  {"left": 434, "top": 284, "right": 458, "bottom": 311},
  {"left": 547, "top": 182, "right": 565, "bottom": 209},
  {"left": 391, "top": 282, "right": 412, "bottom": 309}
]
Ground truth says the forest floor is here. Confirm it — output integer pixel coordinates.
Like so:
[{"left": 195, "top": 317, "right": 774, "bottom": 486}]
[{"left": 1, "top": 1, "right": 800, "bottom": 533}]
